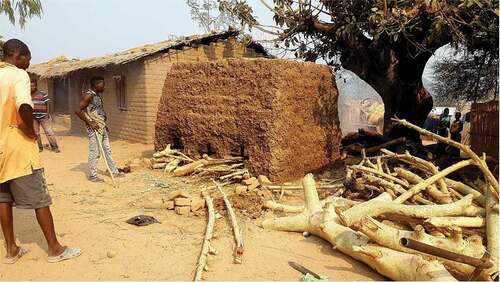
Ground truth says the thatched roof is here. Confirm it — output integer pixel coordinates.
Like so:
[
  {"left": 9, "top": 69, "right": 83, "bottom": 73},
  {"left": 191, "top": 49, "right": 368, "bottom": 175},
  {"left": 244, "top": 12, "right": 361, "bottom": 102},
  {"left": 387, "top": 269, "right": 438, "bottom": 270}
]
[{"left": 29, "top": 30, "right": 265, "bottom": 78}]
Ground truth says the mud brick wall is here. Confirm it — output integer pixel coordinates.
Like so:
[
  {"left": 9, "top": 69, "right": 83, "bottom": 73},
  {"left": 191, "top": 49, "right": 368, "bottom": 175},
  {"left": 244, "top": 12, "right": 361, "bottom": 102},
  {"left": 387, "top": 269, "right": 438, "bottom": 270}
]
[{"left": 155, "top": 59, "right": 341, "bottom": 182}]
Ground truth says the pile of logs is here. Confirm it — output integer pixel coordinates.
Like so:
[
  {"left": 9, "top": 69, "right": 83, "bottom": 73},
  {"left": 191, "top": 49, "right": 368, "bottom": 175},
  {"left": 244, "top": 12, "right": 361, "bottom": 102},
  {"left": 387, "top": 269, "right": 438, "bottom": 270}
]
[
  {"left": 149, "top": 145, "right": 246, "bottom": 182},
  {"left": 263, "top": 118, "right": 499, "bottom": 281},
  {"left": 341, "top": 127, "right": 431, "bottom": 159}
]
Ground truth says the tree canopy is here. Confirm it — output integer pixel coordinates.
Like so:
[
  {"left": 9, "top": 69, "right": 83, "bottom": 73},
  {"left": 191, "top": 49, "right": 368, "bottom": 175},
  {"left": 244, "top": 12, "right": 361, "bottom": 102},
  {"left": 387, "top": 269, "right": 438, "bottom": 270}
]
[
  {"left": 221, "top": 0, "right": 498, "bottom": 64},
  {"left": 432, "top": 50, "right": 498, "bottom": 104},
  {"left": 1, "top": 0, "right": 42, "bottom": 28},
  {"left": 187, "top": 0, "right": 242, "bottom": 33},
  {"left": 220, "top": 0, "right": 499, "bottom": 135}
]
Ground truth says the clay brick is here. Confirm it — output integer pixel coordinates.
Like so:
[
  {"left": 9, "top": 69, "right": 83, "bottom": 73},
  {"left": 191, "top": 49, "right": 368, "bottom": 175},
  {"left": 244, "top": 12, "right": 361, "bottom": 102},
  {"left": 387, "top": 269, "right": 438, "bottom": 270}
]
[
  {"left": 174, "top": 197, "right": 191, "bottom": 206},
  {"left": 175, "top": 206, "right": 190, "bottom": 215},
  {"left": 167, "top": 190, "right": 190, "bottom": 200},
  {"left": 247, "top": 180, "right": 260, "bottom": 192},
  {"left": 154, "top": 59, "right": 341, "bottom": 182},
  {"left": 242, "top": 177, "right": 257, "bottom": 186},
  {"left": 190, "top": 198, "right": 206, "bottom": 212},
  {"left": 165, "top": 200, "right": 175, "bottom": 210},
  {"left": 258, "top": 175, "right": 272, "bottom": 185},
  {"left": 235, "top": 185, "right": 248, "bottom": 195}
]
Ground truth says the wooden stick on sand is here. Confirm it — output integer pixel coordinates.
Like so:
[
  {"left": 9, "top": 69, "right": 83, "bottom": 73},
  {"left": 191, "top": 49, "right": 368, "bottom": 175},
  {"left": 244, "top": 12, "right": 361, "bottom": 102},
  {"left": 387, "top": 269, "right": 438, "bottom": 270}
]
[
  {"left": 213, "top": 179, "right": 244, "bottom": 264},
  {"left": 194, "top": 190, "right": 216, "bottom": 281}
]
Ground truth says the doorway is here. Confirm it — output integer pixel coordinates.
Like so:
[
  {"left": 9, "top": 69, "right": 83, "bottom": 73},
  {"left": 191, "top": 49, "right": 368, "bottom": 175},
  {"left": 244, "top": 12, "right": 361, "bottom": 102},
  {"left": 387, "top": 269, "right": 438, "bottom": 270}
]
[{"left": 53, "top": 78, "right": 70, "bottom": 113}]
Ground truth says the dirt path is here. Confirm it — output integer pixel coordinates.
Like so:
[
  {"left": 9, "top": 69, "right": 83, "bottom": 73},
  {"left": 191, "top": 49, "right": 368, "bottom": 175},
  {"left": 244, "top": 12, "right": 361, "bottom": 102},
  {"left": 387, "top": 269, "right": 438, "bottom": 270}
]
[{"left": 0, "top": 127, "right": 382, "bottom": 281}]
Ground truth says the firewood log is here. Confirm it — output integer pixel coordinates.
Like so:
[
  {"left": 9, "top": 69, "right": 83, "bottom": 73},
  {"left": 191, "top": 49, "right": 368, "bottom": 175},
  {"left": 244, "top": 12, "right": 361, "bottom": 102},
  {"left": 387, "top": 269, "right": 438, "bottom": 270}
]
[
  {"left": 424, "top": 217, "right": 485, "bottom": 228},
  {"left": 361, "top": 174, "right": 432, "bottom": 205},
  {"left": 480, "top": 183, "right": 500, "bottom": 280},
  {"left": 340, "top": 193, "right": 484, "bottom": 228},
  {"left": 380, "top": 149, "right": 449, "bottom": 194},
  {"left": 359, "top": 217, "right": 485, "bottom": 277},
  {"left": 174, "top": 159, "right": 209, "bottom": 176},
  {"left": 214, "top": 180, "right": 244, "bottom": 264},
  {"left": 394, "top": 168, "right": 452, "bottom": 204},
  {"left": 445, "top": 178, "right": 486, "bottom": 207},
  {"left": 350, "top": 165, "right": 409, "bottom": 187},
  {"left": 264, "top": 197, "right": 361, "bottom": 213},
  {"left": 392, "top": 118, "right": 498, "bottom": 199},
  {"left": 262, "top": 174, "right": 456, "bottom": 281},
  {"left": 194, "top": 191, "right": 216, "bottom": 281},
  {"left": 393, "top": 160, "right": 473, "bottom": 204}
]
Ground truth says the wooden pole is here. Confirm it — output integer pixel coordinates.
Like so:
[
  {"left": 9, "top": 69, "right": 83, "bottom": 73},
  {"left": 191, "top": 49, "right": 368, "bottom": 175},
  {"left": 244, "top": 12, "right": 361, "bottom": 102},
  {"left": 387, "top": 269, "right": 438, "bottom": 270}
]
[
  {"left": 213, "top": 180, "right": 244, "bottom": 264},
  {"left": 194, "top": 191, "right": 216, "bottom": 281}
]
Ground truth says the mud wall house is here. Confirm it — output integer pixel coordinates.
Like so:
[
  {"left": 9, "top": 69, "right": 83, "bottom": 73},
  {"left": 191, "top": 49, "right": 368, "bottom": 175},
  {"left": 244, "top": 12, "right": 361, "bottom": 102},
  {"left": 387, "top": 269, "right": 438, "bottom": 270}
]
[{"left": 28, "top": 31, "right": 268, "bottom": 143}]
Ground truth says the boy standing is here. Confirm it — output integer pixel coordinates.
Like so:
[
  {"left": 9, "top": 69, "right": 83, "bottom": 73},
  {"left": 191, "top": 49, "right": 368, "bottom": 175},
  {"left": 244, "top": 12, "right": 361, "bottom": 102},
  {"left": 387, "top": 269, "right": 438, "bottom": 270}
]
[
  {"left": 448, "top": 111, "right": 463, "bottom": 156},
  {"left": 0, "top": 39, "right": 80, "bottom": 264},
  {"left": 74, "top": 76, "right": 123, "bottom": 182},
  {"left": 31, "top": 78, "right": 60, "bottom": 153},
  {"left": 436, "top": 108, "right": 451, "bottom": 155}
]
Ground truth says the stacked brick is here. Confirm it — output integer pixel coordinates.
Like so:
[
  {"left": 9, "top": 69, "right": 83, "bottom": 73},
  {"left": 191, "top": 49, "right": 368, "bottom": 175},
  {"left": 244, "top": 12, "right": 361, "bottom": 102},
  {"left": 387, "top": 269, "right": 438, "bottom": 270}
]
[
  {"left": 155, "top": 59, "right": 342, "bottom": 182},
  {"left": 166, "top": 190, "right": 206, "bottom": 216}
]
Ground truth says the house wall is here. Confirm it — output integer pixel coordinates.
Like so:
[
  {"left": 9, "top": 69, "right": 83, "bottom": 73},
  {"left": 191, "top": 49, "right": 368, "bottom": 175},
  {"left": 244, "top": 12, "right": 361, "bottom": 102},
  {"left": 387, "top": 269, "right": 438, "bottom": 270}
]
[
  {"left": 67, "top": 61, "right": 149, "bottom": 143},
  {"left": 470, "top": 101, "right": 499, "bottom": 158},
  {"left": 64, "top": 38, "right": 263, "bottom": 143},
  {"left": 139, "top": 38, "right": 262, "bottom": 144}
]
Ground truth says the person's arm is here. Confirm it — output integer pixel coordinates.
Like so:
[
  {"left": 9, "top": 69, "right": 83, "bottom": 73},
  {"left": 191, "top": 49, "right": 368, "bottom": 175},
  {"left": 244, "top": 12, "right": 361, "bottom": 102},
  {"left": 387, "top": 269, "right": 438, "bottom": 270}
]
[
  {"left": 75, "top": 94, "right": 99, "bottom": 130},
  {"left": 14, "top": 72, "right": 36, "bottom": 139},
  {"left": 18, "top": 104, "right": 36, "bottom": 139}
]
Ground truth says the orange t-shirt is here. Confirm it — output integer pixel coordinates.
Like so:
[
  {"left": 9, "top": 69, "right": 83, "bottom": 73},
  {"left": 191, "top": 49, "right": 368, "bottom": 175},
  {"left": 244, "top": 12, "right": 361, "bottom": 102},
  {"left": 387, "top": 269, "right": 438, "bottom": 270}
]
[{"left": 0, "top": 62, "right": 42, "bottom": 183}]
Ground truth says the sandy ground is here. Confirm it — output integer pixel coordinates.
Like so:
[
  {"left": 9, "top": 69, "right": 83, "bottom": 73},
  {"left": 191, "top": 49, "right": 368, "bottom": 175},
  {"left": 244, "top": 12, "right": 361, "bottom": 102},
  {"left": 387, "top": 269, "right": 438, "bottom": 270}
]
[{"left": 0, "top": 126, "right": 382, "bottom": 281}]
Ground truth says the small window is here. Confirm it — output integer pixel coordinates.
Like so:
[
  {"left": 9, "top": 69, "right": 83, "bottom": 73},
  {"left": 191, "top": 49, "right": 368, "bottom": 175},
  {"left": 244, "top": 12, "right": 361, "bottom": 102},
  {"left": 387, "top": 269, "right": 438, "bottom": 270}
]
[{"left": 113, "top": 75, "right": 127, "bottom": 110}]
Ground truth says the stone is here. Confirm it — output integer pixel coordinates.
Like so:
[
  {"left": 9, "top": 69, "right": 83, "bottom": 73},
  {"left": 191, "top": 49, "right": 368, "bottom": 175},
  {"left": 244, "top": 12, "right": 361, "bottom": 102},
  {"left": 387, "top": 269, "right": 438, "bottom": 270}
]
[
  {"left": 242, "top": 172, "right": 251, "bottom": 180},
  {"left": 107, "top": 251, "right": 117, "bottom": 258},
  {"left": 247, "top": 178, "right": 260, "bottom": 192},
  {"left": 258, "top": 175, "right": 272, "bottom": 185},
  {"left": 175, "top": 206, "right": 191, "bottom": 216},
  {"left": 143, "top": 199, "right": 164, "bottom": 209},
  {"left": 165, "top": 200, "right": 175, "bottom": 210},
  {"left": 242, "top": 177, "right": 257, "bottom": 186},
  {"left": 235, "top": 185, "right": 248, "bottom": 195},
  {"left": 167, "top": 190, "right": 190, "bottom": 200},
  {"left": 190, "top": 197, "right": 206, "bottom": 212},
  {"left": 174, "top": 197, "right": 191, "bottom": 206},
  {"left": 255, "top": 190, "right": 265, "bottom": 197}
]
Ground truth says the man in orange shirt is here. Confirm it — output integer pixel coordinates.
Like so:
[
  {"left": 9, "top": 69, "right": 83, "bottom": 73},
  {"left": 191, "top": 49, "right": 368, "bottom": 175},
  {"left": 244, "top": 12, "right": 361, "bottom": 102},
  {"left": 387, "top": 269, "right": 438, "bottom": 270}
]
[{"left": 0, "top": 39, "right": 81, "bottom": 264}]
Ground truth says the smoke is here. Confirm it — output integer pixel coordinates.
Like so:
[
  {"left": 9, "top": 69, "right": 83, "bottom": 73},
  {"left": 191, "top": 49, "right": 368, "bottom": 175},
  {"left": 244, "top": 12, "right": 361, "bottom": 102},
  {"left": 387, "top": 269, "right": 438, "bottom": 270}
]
[{"left": 335, "top": 69, "right": 385, "bottom": 135}]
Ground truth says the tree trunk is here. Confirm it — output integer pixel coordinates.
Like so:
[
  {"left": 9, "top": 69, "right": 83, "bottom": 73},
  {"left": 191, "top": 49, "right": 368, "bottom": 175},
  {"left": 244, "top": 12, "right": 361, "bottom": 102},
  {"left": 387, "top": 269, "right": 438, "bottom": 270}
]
[{"left": 340, "top": 43, "right": 433, "bottom": 140}]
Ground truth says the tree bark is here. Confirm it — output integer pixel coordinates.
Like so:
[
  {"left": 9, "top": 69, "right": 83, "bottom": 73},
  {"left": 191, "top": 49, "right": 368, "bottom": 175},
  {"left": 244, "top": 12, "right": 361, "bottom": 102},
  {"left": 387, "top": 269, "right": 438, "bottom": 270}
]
[
  {"left": 340, "top": 41, "right": 433, "bottom": 138},
  {"left": 262, "top": 174, "right": 456, "bottom": 281}
]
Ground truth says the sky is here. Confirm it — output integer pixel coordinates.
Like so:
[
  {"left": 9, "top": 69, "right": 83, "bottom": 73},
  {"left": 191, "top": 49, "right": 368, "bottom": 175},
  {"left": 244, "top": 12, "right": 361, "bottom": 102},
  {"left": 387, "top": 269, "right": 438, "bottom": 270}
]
[{"left": 0, "top": 0, "right": 274, "bottom": 63}]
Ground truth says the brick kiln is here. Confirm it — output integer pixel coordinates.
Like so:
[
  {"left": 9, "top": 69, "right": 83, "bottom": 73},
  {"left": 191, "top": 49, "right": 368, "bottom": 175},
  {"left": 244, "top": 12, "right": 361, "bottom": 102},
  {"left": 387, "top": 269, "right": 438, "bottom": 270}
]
[{"left": 155, "top": 59, "right": 341, "bottom": 182}]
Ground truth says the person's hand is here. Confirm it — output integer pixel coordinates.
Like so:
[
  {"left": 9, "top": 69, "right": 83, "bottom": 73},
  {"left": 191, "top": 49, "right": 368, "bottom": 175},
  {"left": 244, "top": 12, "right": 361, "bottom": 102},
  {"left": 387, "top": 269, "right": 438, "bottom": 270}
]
[{"left": 88, "top": 120, "right": 100, "bottom": 131}]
